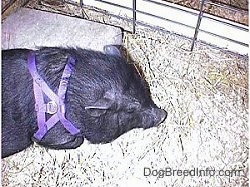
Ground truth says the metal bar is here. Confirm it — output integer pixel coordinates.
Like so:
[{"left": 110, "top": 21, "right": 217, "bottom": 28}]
[
  {"left": 94, "top": 0, "right": 195, "bottom": 30},
  {"left": 132, "top": 0, "right": 136, "bottom": 34},
  {"left": 191, "top": 0, "right": 206, "bottom": 51},
  {"left": 74, "top": 2, "right": 248, "bottom": 54},
  {"left": 80, "top": 0, "right": 84, "bottom": 7},
  {"left": 199, "top": 28, "right": 249, "bottom": 47},
  {"left": 207, "top": 0, "right": 248, "bottom": 12},
  {"left": 94, "top": 0, "right": 248, "bottom": 37},
  {"left": 94, "top": 0, "right": 248, "bottom": 48},
  {"left": 143, "top": 0, "right": 199, "bottom": 16},
  {"left": 146, "top": 0, "right": 245, "bottom": 32},
  {"left": 97, "top": 0, "right": 247, "bottom": 32},
  {"left": 202, "top": 14, "right": 248, "bottom": 32},
  {"left": 95, "top": 0, "right": 129, "bottom": 9},
  {"left": 39, "top": 0, "right": 248, "bottom": 51},
  {"left": 136, "top": 9, "right": 195, "bottom": 30}
]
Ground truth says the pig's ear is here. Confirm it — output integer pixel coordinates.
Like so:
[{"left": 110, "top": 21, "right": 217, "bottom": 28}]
[
  {"left": 103, "top": 45, "right": 122, "bottom": 57},
  {"left": 85, "top": 98, "right": 114, "bottom": 117}
]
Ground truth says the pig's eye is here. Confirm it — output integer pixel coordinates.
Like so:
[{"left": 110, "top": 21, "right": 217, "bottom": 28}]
[
  {"left": 127, "top": 102, "right": 141, "bottom": 113},
  {"left": 85, "top": 106, "right": 108, "bottom": 117}
]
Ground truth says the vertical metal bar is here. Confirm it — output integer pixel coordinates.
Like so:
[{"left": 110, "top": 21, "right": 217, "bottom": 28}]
[
  {"left": 132, "top": 0, "right": 137, "bottom": 34},
  {"left": 191, "top": 0, "right": 206, "bottom": 51},
  {"left": 80, "top": 0, "right": 83, "bottom": 8}
]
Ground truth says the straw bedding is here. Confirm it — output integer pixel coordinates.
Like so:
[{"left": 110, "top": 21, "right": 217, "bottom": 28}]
[
  {"left": 165, "top": 0, "right": 248, "bottom": 25},
  {"left": 1, "top": 1, "right": 248, "bottom": 186}
]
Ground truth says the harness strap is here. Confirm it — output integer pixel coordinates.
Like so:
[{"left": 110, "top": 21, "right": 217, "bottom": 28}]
[{"left": 27, "top": 52, "right": 80, "bottom": 141}]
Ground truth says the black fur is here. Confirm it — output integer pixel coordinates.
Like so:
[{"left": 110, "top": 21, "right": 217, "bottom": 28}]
[{"left": 2, "top": 47, "right": 167, "bottom": 158}]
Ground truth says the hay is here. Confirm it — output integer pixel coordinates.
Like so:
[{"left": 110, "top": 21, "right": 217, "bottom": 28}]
[
  {"left": 163, "top": 0, "right": 248, "bottom": 25},
  {"left": 2, "top": 1, "right": 248, "bottom": 186}
]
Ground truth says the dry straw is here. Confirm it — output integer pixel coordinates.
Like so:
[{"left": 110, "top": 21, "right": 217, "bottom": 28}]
[{"left": 2, "top": 1, "right": 248, "bottom": 186}]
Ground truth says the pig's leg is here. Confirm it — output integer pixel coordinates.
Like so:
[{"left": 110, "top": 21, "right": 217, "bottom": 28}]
[
  {"left": 1, "top": 118, "right": 33, "bottom": 158},
  {"left": 33, "top": 124, "right": 84, "bottom": 149}
]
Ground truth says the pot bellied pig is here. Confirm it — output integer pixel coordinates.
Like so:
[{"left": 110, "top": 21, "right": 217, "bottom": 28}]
[{"left": 2, "top": 46, "right": 167, "bottom": 158}]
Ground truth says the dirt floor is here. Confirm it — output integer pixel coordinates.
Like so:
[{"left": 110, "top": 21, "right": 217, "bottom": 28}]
[{"left": 1, "top": 1, "right": 249, "bottom": 187}]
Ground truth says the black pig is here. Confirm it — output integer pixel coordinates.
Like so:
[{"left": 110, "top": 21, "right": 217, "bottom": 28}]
[{"left": 2, "top": 46, "right": 167, "bottom": 158}]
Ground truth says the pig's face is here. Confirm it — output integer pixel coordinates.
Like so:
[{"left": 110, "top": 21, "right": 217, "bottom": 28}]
[
  {"left": 67, "top": 48, "right": 167, "bottom": 144},
  {"left": 82, "top": 89, "right": 167, "bottom": 144}
]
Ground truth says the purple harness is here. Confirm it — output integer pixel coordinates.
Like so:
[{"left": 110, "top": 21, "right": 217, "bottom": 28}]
[{"left": 27, "top": 52, "right": 80, "bottom": 141}]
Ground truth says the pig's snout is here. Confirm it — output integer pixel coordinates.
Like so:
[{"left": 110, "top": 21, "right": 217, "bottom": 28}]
[
  {"left": 143, "top": 107, "right": 167, "bottom": 128},
  {"left": 152, "top": 108, "right": 167, "bottom": 126}
]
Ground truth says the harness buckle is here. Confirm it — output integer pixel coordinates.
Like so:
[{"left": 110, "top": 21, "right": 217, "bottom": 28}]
[
  {"left": 35, "top": 78, "right": 43, "bottom": 87},
  {"left": 46, "top": 101, "right": 58, "bottom": 114}
]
